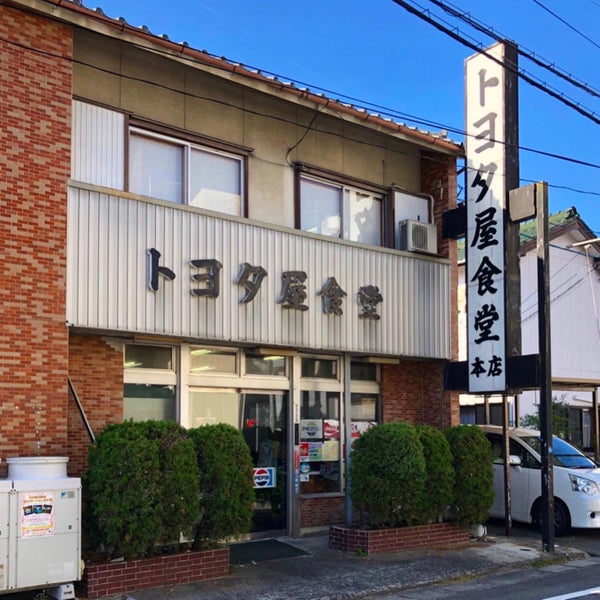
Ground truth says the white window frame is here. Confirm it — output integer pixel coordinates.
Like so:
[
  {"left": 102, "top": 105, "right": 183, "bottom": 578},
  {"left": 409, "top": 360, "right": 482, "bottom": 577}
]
[
  {"left": 129, "top": 127, "right": 245, "bottom": 215},
  {"left": 299, "top": 174, "right": 384, "bottom": 247},
  {"left": 123, "top": 344, "right": 179, "bottom": 421}
]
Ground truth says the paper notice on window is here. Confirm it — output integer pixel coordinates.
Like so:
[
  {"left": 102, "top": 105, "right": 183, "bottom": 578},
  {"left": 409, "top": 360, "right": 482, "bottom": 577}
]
[
  {"left": 322, "top": 440, "right": 339, "bottom": 461},
  {"left": 21, "top": 492, "right": 54, "bottom": 538}
]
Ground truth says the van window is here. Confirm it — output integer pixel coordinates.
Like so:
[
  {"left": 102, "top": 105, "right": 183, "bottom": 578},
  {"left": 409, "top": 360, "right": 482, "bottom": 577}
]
[
  {"left": 486, "top": 433, "right": 539, "bottom": 469},
  {"left": 521, "top": 435, "right": 595, "bottom": 469}
]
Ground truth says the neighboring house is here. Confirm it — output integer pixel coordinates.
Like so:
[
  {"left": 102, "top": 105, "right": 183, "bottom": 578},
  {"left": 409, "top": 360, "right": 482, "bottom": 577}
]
[
  {"left": 0, "top": 0, "right": 462, "bottom": 536},
  {"left": 459, "top": 207, "right": 600, "bottom": 451}
]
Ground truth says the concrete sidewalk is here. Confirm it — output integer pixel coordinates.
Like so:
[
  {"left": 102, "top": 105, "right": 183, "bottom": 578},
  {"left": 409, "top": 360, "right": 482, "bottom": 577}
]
[{"left": 109, "top": 529, "right": 587, "bottom": 600}]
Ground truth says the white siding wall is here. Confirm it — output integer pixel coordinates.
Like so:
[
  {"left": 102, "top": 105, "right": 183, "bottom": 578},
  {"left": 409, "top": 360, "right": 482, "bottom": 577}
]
[
  {"left": 71, "top": 100, "right": 125, "bottom": 189},
  {"left": 67, "top": 184, "right": 451, "bottom": 359}
]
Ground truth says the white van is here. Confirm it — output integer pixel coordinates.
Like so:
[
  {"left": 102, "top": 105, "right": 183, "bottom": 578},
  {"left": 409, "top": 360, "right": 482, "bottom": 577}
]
[{"left": 480, "top": 425, "right": 600, "bottom": 536}]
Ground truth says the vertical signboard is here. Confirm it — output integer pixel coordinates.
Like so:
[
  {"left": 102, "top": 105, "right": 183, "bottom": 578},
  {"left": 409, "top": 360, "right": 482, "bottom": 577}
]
[{"left": 465, "top": 43, "right": 507, "bottom": 393}]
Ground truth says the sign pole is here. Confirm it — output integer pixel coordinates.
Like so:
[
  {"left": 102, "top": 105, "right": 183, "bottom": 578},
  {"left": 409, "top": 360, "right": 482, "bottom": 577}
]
[{"left": 537, "top": 181, "right": 554, "bottom": 553}]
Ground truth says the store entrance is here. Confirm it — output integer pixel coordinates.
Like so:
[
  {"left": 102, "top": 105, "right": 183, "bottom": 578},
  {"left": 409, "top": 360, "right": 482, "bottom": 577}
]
[{"left": 241, "top": 392, "right": 288, "bottom": 533}]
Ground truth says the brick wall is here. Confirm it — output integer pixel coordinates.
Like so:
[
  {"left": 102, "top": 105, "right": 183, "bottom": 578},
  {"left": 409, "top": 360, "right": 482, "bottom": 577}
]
[
  {"left": 79, "top": 548, "right": 229, "bottom": 599},
  {"left": 300, "top": 496, "right": 345, "bottom": 528},
  {"left": 0, "top": 5, "right": 72, "bottom": 473},
  {"left": 329, "top": 522, "right": 469, "bottom": 555},
  {"left": 381, "top": 360, "right": 458, "bottom": 429},
  {"left": 67, "top": 334, "right": 124, "bottom": 476}
]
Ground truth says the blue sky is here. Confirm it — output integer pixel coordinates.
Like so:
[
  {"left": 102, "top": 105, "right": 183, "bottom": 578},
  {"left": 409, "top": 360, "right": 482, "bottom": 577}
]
[{"left": 92, "top": 0, "right": 600, "bottom": 234}]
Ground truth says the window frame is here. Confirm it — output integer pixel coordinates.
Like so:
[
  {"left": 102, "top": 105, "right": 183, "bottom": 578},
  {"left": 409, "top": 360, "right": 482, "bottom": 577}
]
[
  {"left": 127, "top": 119, "right": 250, "bottom": 216},
  {"left": 294, "top": 164, "right": 392, "bottom": 247},
  {"left": 123, "top": 343, "right": 178, "bottom": 422}
]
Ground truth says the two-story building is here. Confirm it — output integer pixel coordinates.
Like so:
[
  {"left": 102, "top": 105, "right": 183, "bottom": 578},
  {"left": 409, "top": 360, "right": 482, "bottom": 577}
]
[{"left": 0, "top": 0, "right": 462, "bottom": 536}]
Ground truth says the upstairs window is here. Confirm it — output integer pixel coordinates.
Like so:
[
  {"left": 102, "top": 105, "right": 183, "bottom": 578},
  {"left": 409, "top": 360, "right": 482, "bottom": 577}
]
[
  {"left": 298, "top": 174, "right": 383, "bottom": 247},
  {"left": 129, "top": 128, "right": 244, "bottom": 216}
]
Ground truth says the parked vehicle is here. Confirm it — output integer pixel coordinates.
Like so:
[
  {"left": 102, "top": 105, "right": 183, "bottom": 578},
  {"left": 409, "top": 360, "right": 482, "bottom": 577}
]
[{"left": 480, "top": 425, "right": 600, "bottom": 536}]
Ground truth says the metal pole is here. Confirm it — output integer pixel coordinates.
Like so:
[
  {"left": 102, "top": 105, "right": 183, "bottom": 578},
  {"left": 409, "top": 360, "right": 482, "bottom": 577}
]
[
  {"left": 502, "top": 394, "right": 512, "bottom": 536},
  {"left": 594, "top": 388, "right": 600, "bottom": 463},
  {"left": 344, "top": 354, "right": 352, "bottom": 525},
  {"left": 537, "top": 181, "right": 554, "bottom": 553}
]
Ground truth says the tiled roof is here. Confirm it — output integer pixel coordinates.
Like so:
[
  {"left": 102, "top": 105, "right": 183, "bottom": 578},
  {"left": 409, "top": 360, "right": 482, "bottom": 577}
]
[
  {"left": 50, "top": 0, "right": 462, "bottom": 154},
  {"left": 457, "top": 206, "right": 584, "bottom": 262}
]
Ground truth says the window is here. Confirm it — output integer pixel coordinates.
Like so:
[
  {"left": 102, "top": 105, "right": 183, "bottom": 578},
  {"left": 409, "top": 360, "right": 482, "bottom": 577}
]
[
  {"left": 300, "top": 391, "right": 341, "bottom": 494},
  {"left": 301, "top": 357, "right": 338, "bottom": 379},
  {"left": 123, "top": 344, "right": 177, "bottom": 422},
  {"left": 350, "top": 362, "right": 378, "bottom": 381},
  {"left": 125, "top": 344, "right": 173, "bottom": 370},
  {"left": 129, "top": 129, "right": 244, "bottom": 216},
  {"left": 245, "top": 353, "right": 287, "bottom": 376},
  {"left": 124, "top": 384, "right": 176, "bottom": 421},
  {"left": 299, "top": 175, "right": 383, "bottom": 246},
  {"left": 189, "top": 347, "right": 237, "bottom": 374}
]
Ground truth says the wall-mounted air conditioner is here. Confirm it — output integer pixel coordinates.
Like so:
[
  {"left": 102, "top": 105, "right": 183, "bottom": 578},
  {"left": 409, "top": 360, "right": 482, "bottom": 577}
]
[{"left": 398, "top": 219, "right": 437, "bottom": 255}]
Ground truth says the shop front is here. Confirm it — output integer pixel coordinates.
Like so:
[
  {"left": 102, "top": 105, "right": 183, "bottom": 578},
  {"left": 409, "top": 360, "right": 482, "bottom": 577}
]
[{"left": 123, "top": 342, "right": 381, "bottom": 535}]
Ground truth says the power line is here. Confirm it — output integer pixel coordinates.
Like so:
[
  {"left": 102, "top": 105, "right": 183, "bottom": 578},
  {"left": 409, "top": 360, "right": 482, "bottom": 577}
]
[
  {"left": 531, "top": 0, "right": 600, "bottom": 51},
  {"left": 2, "top": 12, "right": 599, "bottom": 198},
  {"left": 426, "top": 0, "right": 600, "bottom": 100},
  {"left": 390, "top": 0, "right": 600, "bottom": 126}
]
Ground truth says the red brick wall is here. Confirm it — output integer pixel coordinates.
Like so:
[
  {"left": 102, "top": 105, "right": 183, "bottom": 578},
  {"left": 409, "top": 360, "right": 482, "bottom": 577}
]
[
  {"left": 68, "top": 334, "right": 124, "bottom": 476},
  {"left": 329, "top": 522, "right": 469, "bottom": 555},
  {"left": 79, "top": 548, "right": 229, "bottom": 599},
  {"left": 300, "top": 496, "right": 345, "bottom": 528},
  {"left": 0, "top": 6, "right": 72, "bottom": 474},
  {"left": 381, "top": 360, "right": 457, "bottom": 429}
]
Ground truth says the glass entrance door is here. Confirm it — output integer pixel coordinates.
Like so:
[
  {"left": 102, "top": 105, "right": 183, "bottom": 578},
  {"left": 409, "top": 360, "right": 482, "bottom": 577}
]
[
  {"left": 188, "top": 388, "right": 288, "bottom": 533},
  {"left": 241, "top": 392, "right": 288, "bottom": 532}
]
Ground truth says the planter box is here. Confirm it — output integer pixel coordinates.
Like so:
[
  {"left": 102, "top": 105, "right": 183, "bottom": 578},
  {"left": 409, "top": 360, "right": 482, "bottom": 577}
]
[
  {"left": 76, "top": 547, "right": 230, "bottom": 599},
  {"left": 329, "top": 522, "right": 469, "bottom": 556}
]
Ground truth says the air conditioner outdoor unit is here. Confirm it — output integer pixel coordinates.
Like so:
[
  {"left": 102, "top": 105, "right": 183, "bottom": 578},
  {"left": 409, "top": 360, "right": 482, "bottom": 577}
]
[{"left": 398, "top": 219, "right": 437, "bottom": 255}]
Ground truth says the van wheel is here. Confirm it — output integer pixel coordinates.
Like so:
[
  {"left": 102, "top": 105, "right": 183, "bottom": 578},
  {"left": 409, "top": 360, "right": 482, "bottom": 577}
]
[{"left": 533, "top": 499, "right": 570, "bottom": 537}]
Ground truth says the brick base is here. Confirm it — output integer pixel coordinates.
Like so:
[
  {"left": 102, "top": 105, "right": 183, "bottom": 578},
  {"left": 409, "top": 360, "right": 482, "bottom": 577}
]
[
  {"left": 77, "top": 547, "right": 229, "bottom": 599},
  {"left": 329, "top": 522, "right": 469, "bottom": 555}
]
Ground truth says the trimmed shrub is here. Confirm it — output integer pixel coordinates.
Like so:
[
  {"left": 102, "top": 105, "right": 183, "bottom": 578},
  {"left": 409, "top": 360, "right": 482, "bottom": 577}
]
[
  {"left": 83, "top": 420, "right": 199, "bottom": 559},
  {"left": 444, "top": 425, "right": 494, "bottom": 527},
  {"left": 188, "top": 423, "right": 255, "bottom": 548},
  {"left": 349, "top": 422, "right": 426, "bottom": 528},
  {"left": 137, "top": 421, "right": 200, "bottom": 545},
  {"left": 415, "top": 424, "right": 455, "bottom": 524}
]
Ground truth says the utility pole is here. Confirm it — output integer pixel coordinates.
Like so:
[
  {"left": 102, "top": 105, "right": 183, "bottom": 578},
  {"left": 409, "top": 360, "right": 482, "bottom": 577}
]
[{"left": 537, "top": 181, "right": 554, "bottom": 553}]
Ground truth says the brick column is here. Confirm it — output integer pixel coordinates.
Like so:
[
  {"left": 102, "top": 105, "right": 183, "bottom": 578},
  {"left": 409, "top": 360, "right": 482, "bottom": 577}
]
[{"left": 0, "top": 6, "right": 72, "bottom": 467}]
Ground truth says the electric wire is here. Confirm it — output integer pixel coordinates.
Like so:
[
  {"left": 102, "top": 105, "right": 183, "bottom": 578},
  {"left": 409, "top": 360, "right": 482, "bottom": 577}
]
[
  {"left": 3, "top": 5, "right": 600, "bottom": 199},
  {"left": 531, "top": 0, "right": 600, "bottom": 51},
  {"left": 390, "top": 0, "right": 600, "bottom": 126},
  {"left": 426, "top": 0, "right": 600, "bottom": 100}
]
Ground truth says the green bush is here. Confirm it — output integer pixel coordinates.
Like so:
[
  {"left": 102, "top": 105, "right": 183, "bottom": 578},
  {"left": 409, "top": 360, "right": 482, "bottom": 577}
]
[
  {"left": 188, "top": 423, "right": 255, "bottom": 548},
  {"left": 137, "top": 421, "right": 200, "bottom": 545},
  {"left": 83, "top": 421, "right": 161, "bottom": 559},
  {"left": 83, "top": 420, "right": 199, "bottom": 559},
  {"left": 415, "top": 424, "right": 455, "bottom": 523},
  {"left": 349, "top": 422, "right": 426, "bottom": 528},
  {"left": 444, "top": 425, "right": 494, "bottom": 527}
]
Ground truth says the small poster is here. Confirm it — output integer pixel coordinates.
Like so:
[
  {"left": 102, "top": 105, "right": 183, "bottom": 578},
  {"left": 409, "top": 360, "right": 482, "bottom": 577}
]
[
  {"left": 351, "top": 421, "right": 377, "bottom": 444},
  {"left": 308, "top": 442, "right": 323, "bottom": 461},
  {"left": 324, "top": 419, "right": 340, "bottom": 439},
  {"left": 299, "top": 442, "right": 310, "bottom": 462},
  {"left": 301, "top": 419, "right": 323, "bottom": 440},
  {"left": 21, "top": 492, "right": 54, "bottom": 538}
]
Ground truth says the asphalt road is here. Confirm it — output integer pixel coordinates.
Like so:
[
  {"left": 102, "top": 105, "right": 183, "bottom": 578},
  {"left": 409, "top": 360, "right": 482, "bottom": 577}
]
[{"left": 373, "top": 519, "right": 600, "bottom": 600}]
